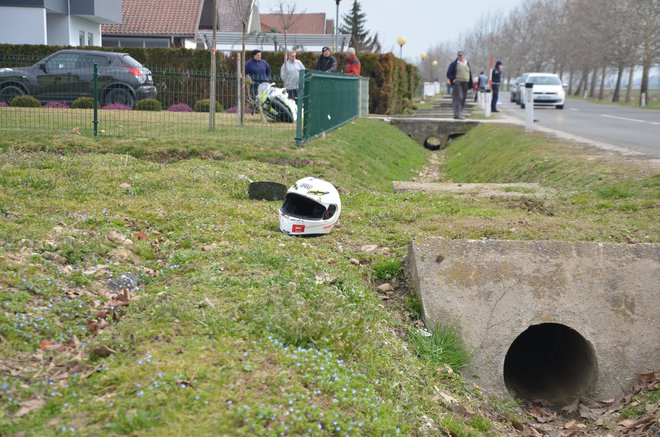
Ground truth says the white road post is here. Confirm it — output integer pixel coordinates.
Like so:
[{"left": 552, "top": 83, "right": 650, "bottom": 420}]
[
  {"left": 485, "top": 90, "right": 491, "bottom": 117},
  {"left": 525, "top": 82, "right": 534, "bottom": 132}
]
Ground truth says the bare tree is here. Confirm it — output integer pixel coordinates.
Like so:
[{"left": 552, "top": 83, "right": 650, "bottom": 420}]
[
  {"left": 228, "top": 0, "right": 256, "bottom": 124},
  {"left": 272, "top": 1, "right": 304, "bottom": 54},
  {"left": 421, "top": 0, "right": 659, "bottom": 104},
  {"left": 634, "top": 0, "right": 660, "bottom": 105}
]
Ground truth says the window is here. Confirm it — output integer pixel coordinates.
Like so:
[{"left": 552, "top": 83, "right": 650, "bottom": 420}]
[
  {"left": 88, "top": 32, "right": 93, "bottom": 46},
  {"left": 79, "top": 31, "right": 85, "bottom": 46},
  {"left": 45, "top": 53, "right": 81, "bottom": 71}
]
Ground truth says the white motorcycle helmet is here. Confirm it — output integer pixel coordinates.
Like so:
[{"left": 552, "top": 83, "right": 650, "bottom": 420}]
[{"left": 279, "top": 177, "right": 341, "bottom": 236}]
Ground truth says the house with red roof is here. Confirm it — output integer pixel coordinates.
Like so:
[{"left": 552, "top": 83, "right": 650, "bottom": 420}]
[
  {"left": 102, "top": 0, "right": 260, "bottom": 49},
  {"left": 101, "top": 0, "right": 347, "bottom": 52}
]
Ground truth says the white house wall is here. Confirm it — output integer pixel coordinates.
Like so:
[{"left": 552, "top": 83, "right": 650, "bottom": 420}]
[
  {"left": 68, "top": 15, "right": 101, "bottom": 46},
  {"left": 46, "top": 13, "right": 69, "bottom": 45},
  {"left": 0, "top": 6, "right": 47, "bottom": 44}
]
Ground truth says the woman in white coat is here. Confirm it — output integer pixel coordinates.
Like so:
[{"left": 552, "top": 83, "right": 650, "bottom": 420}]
[{"left": 280, "top": 51, "right": 305, "bottom": 102}]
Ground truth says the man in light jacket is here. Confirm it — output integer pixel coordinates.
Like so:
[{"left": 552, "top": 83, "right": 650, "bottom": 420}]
[
  {"left": 280, "top": 50, "right": 305, "bottom": 102},
  {"left": 446, "top": 50, "right": 473, "bottom": 119}
]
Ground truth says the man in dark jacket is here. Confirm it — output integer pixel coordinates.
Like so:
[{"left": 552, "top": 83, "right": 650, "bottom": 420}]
[
  {"left": 315, "top": 46, "right": 337, "bottom": 72},
  {"left": 245, "top": 49, "right": 271, "bottom": 106},
  {"left": 446, "top": 50, "right": 473, "bottom": 119},
  {"left": 491, "top": 60, "right": 503, "bottom": 112}
]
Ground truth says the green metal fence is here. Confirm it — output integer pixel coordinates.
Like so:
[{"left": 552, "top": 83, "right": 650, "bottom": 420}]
[
  {"left": 295, "top": 70, "right": 365, "bottom": 147},
  {"left": 0, "top": 53, "right": 294, "bottom": 143},
  {"left": 0, "top": 53, "right": 370, "bottom": 145}
]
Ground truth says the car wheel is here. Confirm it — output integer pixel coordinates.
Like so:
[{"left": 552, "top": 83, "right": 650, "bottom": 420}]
[
  {"left": 0, "top": 85, "right": 26, "bottom": 105},
  {"left": 556, "top": 105, "right": 564, "bottom": 109},
  {"left": 105, "top": 88, "right": 135, "bottom": 107}
]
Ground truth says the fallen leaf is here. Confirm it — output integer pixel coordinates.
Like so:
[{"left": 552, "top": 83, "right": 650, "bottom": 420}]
[
  {"left": 135, "top": 231, "right": 148, "bottom": 240},
  {"left": 528, "top": 406, "right": 557, "bottom": 423},
  {"left": 91, "top": 344, "right": 116, "bottom": 358},
  {"left": 637, "top": 371, "right": 659, "bottom": 385},
  {"left": 87, "top": 320, "right": 99, "bottom": 334},
  {"left": 528, "top": 426, "right": 543, "bottom": 437},
  {"left": 376, "top": 283, "right": 394, "bottom": 293},
  {"left": 448, "top": 402, "right": 473, "bottom": 418},
  {"left": 39, "top": 339, "right": 54, "bottom": 350},
  {"left": 15, "top": 398, "right": 45, "bottom": 417},
  {"left": 618, "top": 415, "right": 653, "bottom": 429}
]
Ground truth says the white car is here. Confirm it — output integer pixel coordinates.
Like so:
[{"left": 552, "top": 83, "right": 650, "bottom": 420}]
[{"left": 519, "top": 73, "right": 565, "bottom": 109}]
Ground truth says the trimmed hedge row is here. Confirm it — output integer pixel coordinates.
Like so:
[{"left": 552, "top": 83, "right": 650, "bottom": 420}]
[{"left": 0, "top": 44, "right": 421, "bottom": 115}]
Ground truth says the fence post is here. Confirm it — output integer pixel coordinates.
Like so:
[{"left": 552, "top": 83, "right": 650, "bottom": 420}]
[
  {"left": 295, "top": 70, "right": 305, "bottom": 147},
  {"left": 93, "top": 63, "right": 98, "bottom": 137}
]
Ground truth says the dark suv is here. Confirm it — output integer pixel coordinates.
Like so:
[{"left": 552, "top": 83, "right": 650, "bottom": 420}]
[{"left": 0, "top": 49, "right": 156, "bottom": 107}]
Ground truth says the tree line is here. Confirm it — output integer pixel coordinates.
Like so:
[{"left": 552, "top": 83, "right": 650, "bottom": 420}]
[{"left": 420, "top": 0, "right": 659, "bottom": 104}]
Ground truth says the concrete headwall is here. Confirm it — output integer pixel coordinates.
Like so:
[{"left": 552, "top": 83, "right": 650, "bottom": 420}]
[
  {"left": 408, "top": 238, "right": 660, "bottom": 403},
  {"left": 387, "top": 118, "right": 479, "bottom": 149}
]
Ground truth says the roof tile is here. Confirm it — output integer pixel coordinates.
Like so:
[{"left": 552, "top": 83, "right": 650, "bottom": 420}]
[
  {"left": 260, "top": 13, "right": 330, "bottom": 34},
  {"left": 102, "top": 0, "right": 204, "bottom": 36}
]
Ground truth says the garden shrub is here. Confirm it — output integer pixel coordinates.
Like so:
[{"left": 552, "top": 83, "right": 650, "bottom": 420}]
[
  {"left": 71, "top": 97, "right": 94, "bottom": 109},
  {"left": 135, "top": 98, "right": 162, "bottom": 111},
  {"left": 168, "top": 103, "right": 193, "bottom": 112},
  {"left": 194, "top": 99, "right": 221, "bottom": 112},
  {"left": 10, "top": 95, "right": 42, "bottom": 108},
  {"left": 0, "top": 101, "right": 9, "bottom": 107}
]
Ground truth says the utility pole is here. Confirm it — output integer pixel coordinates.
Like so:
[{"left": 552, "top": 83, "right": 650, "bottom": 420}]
[
  {"left": 209, "top": 0, "right": 217, "bottom": 130},
  {"left": 335, "top": 0, "right": 341, "bottom": 51}
]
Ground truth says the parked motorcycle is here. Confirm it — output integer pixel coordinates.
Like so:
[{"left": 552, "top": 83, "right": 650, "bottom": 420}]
[{"left": 256, "top": 82, "right": 297, "bottom": 123}]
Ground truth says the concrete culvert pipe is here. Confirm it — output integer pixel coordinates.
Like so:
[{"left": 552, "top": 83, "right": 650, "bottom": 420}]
[
  {"left": 503, "top": 323, "right": 597, "bottom": 406},
  {"left": 423, "top": 136, "right": 442, "bottom": 150}
]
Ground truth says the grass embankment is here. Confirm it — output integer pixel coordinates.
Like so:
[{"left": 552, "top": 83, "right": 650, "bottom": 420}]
[{"left": 0, "top": 119, "right": 658, "bottom": 435}]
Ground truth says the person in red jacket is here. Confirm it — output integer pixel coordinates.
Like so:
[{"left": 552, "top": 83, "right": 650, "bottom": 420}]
[{"left": 344, "top": 47, "right": 361, "bottom": 76}]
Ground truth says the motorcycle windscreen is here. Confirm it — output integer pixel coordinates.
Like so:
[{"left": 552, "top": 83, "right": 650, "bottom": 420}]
[{"left": 280, "top": 193, "right": 326, "bottom": 220}]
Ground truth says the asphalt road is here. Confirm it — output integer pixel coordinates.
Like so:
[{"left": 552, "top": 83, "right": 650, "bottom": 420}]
[{"left": 498, "top": 92, "right": 660, "bottom": 157}]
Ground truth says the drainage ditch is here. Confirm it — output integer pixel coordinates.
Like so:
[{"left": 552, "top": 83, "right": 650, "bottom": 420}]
[{"left": 503, "top": 323, "right": 597, "bottom": 406}]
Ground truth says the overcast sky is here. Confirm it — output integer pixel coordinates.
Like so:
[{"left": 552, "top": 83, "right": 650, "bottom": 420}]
[{"left": 256, "top": 0, "right": 522, "bottom": 61}]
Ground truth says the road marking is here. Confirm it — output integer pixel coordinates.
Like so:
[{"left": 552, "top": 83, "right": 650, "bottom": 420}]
[
  {"left": 601, "top": 114, "right": 646, "bottom": 123},
  {"left": 650, "top": 122, "right": 660, "bottom": 126},
  {"left": 569, "top": 108, "right": 579, "bottom": 111}
]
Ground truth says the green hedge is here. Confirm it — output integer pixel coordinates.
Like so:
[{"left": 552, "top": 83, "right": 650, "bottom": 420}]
[{"left": 0, "top": 44, "right": 420, "bottom": 115}]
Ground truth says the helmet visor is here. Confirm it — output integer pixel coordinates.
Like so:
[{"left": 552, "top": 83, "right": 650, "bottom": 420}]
[{"left": 281, "top": 193, "right": 328, "bottom": 220}]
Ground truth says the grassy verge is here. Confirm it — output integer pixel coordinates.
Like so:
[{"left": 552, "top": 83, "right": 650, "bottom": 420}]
[
  {"left": 567, "top": 89, "right": 660, "bottom": 110},
  {"left": 1, "top": 118, "right": 658, "bottom": 435}
]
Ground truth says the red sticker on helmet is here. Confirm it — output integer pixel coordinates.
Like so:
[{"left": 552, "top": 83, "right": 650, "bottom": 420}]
[{"left": 292, "top": 224, "right": 305, "bottom": 233}]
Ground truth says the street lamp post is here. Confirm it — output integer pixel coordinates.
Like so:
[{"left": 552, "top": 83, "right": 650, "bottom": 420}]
[
  {"left": 335, "top": 0, "right": 341, "bottom": 51},
  {"left": 397, "top": 36, "right": 407, "bottom": 59}
]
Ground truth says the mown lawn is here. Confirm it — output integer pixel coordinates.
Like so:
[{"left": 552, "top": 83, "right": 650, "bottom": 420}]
[{"left": 1, "top": 118, "right": 658, "bottom": 435}]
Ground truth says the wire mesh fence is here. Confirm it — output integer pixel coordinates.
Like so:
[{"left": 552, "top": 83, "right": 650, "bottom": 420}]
[
  {"left": 0, "top": 52, "right": 296, "bottom": 142},
  {"left": 295, "top": 70, "right": 367, "bottom": 146}
]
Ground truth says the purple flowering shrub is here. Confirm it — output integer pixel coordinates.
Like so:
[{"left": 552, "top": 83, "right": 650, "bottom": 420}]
[
  {"left": 103, "top": 103, "right": 132, "bottom": 111},
  {"left": 0, "top": 101, "right": 9, "bottom": 107},
  {"left": 44, "top": 101, "right": 69, "bottom": 109},
  {"left": 168, "top": 103, "right": 193, "bottom": 112}
]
